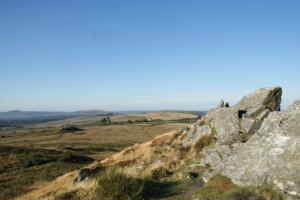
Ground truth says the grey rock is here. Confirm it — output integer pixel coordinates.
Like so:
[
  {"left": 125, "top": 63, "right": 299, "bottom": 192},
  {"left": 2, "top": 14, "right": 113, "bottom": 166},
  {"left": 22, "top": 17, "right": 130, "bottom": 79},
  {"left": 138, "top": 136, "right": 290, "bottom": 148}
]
[
  {"left": 180, "top": 87, "right": 285, "bottom": 185},
  {"left": 183, "top": 124, "right": 212, "bottom": 146},
  {"left": 75, "top": 167, "right": 103, "bottom": 182},
  {"left": 75, "top": 168, "right": 94, "bottom": 182},
  {"left": 235, "top": 87, "right": 282, "bottom": 111},
  {"left": 208, "top": 87, "right": 282, "bottom": 144},
  {"left": 183, "top": 87, "right": 283, "bottom": 146},
  {"left": 216, "top": 99, "right": 225, "bottom": 108},
  {"left": 240, "top": 117, "right": 257, "bottom": 135},
  {"left": 219, "top": 101, "right": 300, "bottom": 199},
  {"left": 198, "top": 144, "right": 235, "bottom": 169},
  {"left": 206, "top": 107, "right": 240, "bottom": 145}
]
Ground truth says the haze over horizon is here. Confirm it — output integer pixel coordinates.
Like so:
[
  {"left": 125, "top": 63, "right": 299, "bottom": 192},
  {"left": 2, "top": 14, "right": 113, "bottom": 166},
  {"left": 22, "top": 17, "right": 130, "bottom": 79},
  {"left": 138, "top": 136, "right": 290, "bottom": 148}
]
[{"left": 1, "top": 0, "right": 300, "bottom": 112}]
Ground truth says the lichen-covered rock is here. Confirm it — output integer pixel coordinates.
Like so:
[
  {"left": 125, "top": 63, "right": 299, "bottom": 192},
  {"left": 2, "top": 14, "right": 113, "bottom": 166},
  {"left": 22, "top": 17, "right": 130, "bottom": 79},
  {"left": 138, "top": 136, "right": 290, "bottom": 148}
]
[
  {"left": 183, "top": 124, "right": 212, "bottom": 146},
  {"left": 219, "top": 101, "right": 300, "bottom": 199},
  {"left": 198, "top": 144, "right": 236, "bottom": 169},
  {"left": 206, "top": 108, "right": 240, "bottom": 145}
]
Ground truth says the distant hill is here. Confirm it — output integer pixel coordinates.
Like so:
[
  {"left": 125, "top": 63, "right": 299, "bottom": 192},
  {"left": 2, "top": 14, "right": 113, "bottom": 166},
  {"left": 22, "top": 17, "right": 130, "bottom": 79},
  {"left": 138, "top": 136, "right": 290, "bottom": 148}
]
[
  {"left": 0, "top": 110, "right": 205, "bottom": 128},
  {"left": 0, "top": 110, "right": 112, "bottom": 127},
  {"left": 0, "top": 110, "right": 110, "bottom": 120}
]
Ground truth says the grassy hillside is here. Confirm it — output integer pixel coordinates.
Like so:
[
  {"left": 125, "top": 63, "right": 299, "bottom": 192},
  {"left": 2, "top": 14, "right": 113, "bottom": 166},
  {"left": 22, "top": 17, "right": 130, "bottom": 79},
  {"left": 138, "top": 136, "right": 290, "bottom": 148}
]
[
  {"left": 0, "top": 112, "right": 199, "bottom": 199},
  {"left": 0, "top": 146, "right": 94, "bottom": 200}
]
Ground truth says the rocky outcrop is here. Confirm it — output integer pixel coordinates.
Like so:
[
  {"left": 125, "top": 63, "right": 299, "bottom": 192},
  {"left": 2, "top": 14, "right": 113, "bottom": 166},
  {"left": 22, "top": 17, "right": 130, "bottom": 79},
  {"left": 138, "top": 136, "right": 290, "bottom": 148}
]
[
  {"left": 219, "top": 101, "right": 300, "bottom": 199},
  {"left": 181, "top": 87, "right": 300, "bottom": 199},
  {"left": 96, "top": 87, "right": 284, "bottom": 177},
  {"left": 186, "top": 87, "right": 282, "bottom": 146},
  {"left": 96, "top": 87, "right": 284, "bottom": 174}
]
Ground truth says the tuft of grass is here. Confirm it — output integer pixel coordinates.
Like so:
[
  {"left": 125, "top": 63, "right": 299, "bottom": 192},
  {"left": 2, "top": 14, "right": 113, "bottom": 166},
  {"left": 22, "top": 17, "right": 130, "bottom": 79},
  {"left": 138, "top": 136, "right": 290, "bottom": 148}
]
[
  {"left": 150, "top": 166, "right": 172, "bottom": 180},
  {"left": 194, "top": 174, "right": 283, "bottom": 200},
  {"left": 55, "top": 172, "right": 183, "bottom": 200},
  {"left": 232, "top": 185, "right": 284, "bottom": 200},
  {"left": 54, "top": 189, "right": 94, "bottom": 200},
  {"left": 93, "top": 167, "right": 182, "bottom": 200},
  {"left": 210, "top": 126, "right": 217, "bottom": 135},
  {"left": 142, "top": 178, "right": 183, "bottom": 199},
  {"left": 94, "top": 167, "right": 144, "bottom": 200}
]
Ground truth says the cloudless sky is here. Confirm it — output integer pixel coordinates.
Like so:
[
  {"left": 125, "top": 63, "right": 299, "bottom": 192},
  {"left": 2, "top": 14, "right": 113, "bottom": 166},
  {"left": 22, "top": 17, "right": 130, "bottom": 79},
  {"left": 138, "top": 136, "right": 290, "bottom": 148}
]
[{"left": 0, "top": 0, "right": 299, "bottom": 111}]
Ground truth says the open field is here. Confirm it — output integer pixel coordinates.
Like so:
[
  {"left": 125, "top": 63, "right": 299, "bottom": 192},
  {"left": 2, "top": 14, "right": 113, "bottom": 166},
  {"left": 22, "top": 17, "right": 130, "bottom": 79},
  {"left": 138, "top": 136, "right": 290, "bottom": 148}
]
[
  {"left": 0, "top": 123, "right": 190, "bottom": 160},
  {"left": 0, "top": 111, "right": 200, "bottom": 199}
]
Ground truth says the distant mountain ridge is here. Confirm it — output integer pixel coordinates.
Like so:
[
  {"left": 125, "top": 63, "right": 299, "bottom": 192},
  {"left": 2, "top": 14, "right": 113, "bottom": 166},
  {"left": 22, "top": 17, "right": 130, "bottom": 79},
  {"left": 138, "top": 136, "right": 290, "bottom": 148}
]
[{"left": 0, "top": 110, "right": 110, "bottom": 120}]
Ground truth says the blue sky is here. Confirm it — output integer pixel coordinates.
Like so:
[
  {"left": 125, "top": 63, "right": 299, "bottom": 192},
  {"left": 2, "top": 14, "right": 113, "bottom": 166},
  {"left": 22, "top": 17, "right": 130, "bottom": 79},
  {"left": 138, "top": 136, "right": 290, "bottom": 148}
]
[{"left": 0, "top": 0, "right": 299, "bottom": 111}]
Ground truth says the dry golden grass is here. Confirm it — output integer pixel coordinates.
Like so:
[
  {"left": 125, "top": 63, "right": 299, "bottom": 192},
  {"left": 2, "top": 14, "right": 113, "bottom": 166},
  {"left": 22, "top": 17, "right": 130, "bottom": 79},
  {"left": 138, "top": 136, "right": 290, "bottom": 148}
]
[
  {"left": 194, "top": 174, "right": 283, "bottom": 200},
  {"left": 111, "top": 111, "right": 198, "bottom": 122},
  {"left": 0, "top": 123, "right": 187, "bottom": 160},
  {"left": 0, "top": 112, "right": 200, "bottom": 200}
]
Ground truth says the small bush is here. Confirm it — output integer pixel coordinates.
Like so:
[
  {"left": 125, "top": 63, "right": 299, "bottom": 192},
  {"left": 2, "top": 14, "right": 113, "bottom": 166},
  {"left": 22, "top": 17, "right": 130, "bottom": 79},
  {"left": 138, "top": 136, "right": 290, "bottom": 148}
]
[
  {"left": 24, "top": 153, "right": 58, "bottom": 167},
  {"left": 60, "top": 154, "right": 94, "bottom": 164},
  {"left": 95, "top": 167, "right": 144, "bottom": 200},
  {"left": 61, "top": 126, "right": 84, "bottom": 133}
]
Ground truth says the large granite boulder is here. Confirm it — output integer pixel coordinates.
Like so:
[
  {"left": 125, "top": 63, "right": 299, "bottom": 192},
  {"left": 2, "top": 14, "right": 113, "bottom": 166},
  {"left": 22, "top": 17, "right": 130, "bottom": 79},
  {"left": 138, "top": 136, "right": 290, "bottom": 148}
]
[
  {"left": 219, "top": 101, "right": 300, "bottom": 199},
  {"left": 205, "top": 107, "right": 240, "bottom": 145},
  {"left": 235, "top": 87, "right": 282, "bottom": 111}
]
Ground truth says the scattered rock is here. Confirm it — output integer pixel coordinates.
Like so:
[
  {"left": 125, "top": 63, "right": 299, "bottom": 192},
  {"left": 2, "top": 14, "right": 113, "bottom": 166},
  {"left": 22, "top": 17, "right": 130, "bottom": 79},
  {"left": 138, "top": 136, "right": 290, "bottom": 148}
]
[
  {"left": 75, "top": 166, "right": 103, "bottom": 182},
  {"left": 100, "top": 116, "right": 111, "bottom": 125}
]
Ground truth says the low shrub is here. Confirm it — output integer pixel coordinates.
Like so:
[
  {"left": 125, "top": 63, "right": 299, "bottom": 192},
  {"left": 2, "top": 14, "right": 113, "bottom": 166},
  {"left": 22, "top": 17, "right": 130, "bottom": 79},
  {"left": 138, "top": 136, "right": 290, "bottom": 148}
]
[
  {"left": 94, "top": 167, "right": 144, "bottom": 200},
  {"left": 60, "top": 126, "right": 84, "bottom": 133},
  {"left": 24, "top": 153, "right": 58, "bottom": 167},
  {"left": 60, "top": 154, "right": 94, "bottom": 164}
]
